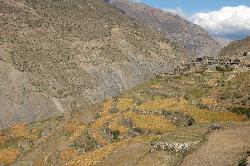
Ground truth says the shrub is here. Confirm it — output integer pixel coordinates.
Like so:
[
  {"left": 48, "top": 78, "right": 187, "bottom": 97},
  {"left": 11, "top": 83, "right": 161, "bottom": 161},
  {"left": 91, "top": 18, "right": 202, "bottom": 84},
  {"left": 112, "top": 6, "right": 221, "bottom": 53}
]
[
  {"left": 216, "top": 65, "right": 234, "bottom": 72},
  {"left": 231, "top": 107, "right": 250, "bottom": 118},
  {"left": 110, "top": 130, "right": 120, "bottom": 140},
  {"left": 238, "top": 157, "right": 247, "bottom": 166}
]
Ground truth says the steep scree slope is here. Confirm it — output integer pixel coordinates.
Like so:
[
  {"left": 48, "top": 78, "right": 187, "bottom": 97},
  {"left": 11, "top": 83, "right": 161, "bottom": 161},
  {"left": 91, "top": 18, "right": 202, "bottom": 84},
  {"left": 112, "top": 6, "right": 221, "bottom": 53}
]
[{"left": 0, "top": 0, "right": 184, "bottom": 128}]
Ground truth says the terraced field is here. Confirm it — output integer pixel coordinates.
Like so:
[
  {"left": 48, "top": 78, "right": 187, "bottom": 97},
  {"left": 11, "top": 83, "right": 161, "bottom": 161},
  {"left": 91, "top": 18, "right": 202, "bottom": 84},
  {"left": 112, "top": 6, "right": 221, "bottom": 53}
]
[{"left": 0, "top": 68, "right": 249, "bottom": 165}]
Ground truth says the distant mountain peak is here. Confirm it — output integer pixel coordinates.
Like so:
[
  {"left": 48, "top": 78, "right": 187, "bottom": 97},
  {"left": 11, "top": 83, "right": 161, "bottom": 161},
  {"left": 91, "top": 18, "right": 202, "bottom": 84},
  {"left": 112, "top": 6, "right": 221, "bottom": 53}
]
[
  {"left": 108, "top": 0, "right": 222, "bottom": 57},
  {"left": 212, "top": 35, "right": 232, "bottom": 47}
]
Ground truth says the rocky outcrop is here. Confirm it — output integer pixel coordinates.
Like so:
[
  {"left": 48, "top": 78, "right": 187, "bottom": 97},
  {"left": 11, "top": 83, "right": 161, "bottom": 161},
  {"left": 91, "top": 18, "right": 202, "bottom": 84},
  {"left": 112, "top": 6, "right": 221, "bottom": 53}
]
[
  {"left": 108, "top": 0, "right": 222, "bottom": 57},
  {"left": 0, "top": 0, "right": 185, "bottom": 128},
  {"left": 151, "top": 141, "right": 200, "bottom": 153}
]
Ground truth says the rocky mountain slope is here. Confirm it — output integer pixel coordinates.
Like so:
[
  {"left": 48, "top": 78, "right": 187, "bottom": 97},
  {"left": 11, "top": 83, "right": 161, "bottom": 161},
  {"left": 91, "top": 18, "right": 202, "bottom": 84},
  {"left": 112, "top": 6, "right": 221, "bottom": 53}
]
[
  {"left": 212, "top": 35, "right": 232, "bottom": 47},
  {"left": 107, "top": 0, "right": 222, "bottom": 57},
  {"left": 0, "top": 1, "right": 249, "bottom": 165},
  {"left": 0, "top": 58, "right": 249, "bottom": 165},
  {"left": 0, "top": 0, "right": 186, "bottom": 128},
  {"left": 218, "top": 37, "right": 250, "bottom": 69}
]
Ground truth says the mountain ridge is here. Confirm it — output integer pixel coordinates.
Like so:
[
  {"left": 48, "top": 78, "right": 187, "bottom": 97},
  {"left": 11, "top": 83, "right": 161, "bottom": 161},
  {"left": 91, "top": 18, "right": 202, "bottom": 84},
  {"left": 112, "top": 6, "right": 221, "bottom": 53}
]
[{"left": 108, "top": 0, "right": 222, "bottom": 57}]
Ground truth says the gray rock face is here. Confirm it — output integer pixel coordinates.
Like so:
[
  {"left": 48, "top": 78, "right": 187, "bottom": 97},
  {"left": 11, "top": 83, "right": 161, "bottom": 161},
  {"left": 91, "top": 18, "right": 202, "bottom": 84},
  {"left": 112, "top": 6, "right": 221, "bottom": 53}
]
[
  {"left": 109, "top": 0, "right": 222, "bottom": 57},
  {"left": 0, "top": 0, "right": 185, "bottom": 128}
]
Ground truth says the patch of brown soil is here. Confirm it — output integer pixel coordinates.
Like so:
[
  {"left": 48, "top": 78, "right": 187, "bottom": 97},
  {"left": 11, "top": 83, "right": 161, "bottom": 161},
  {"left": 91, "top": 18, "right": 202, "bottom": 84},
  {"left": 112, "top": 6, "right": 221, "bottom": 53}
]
[
  {"left": 181, "top": 122, "right": 250, "bottom": 166},
  {"left": 137, "top": 151, "right": 181, "bottom": 166}
]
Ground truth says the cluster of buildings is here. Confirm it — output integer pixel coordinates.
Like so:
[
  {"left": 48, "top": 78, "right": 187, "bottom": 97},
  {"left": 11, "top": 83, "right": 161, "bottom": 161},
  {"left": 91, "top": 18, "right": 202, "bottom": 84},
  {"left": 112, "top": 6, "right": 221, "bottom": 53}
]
[{"left": 164, "top": 51, "right": 250, "bottom": 76}]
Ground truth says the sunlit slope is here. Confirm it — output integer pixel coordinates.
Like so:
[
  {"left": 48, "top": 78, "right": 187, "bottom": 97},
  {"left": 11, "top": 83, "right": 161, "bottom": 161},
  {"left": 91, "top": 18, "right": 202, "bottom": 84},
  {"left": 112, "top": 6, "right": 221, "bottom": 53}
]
[{"left": 0, "top": 68, "right": 248, "bottom": 165}]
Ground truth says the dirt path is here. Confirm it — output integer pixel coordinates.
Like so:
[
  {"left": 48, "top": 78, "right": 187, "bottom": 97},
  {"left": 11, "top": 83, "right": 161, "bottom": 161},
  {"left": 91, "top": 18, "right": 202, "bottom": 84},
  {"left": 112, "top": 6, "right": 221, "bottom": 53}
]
[{"left": 181, "top": 122, "right": 250, "bottom": 166}]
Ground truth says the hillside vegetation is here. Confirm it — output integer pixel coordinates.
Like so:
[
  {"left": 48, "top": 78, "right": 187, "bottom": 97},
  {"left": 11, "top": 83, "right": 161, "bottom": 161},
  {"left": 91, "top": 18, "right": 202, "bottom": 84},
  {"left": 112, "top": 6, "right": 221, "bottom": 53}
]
[
  {"left": 0, "top": 0, "right": 249, "bottom": 165},
  {"left": 0, "top": 65, "right": 249, "bottom": 165}
]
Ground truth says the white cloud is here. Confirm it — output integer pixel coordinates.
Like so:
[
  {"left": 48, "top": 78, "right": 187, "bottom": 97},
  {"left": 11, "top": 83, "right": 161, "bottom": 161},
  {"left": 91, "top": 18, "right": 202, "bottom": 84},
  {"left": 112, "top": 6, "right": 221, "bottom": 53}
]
[
  {"left": 162, "top": 7, "right": 186, "bottom": 18},
  {"left": 191, "top": 6, "right": 250, "bottom": 35},
  {"left": 130, "top": 0, "right": 142, "bottom": 3}
]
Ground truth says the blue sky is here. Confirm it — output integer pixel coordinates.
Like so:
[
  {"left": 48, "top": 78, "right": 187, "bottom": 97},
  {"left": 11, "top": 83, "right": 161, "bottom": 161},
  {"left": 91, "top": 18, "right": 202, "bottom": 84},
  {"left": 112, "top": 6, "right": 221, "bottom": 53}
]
[
  {"left": 141, "top": 0, "right": 250, "bottom": 16},
  {"left": 135, "top": 0, "right": 250, "bottom": 39}
]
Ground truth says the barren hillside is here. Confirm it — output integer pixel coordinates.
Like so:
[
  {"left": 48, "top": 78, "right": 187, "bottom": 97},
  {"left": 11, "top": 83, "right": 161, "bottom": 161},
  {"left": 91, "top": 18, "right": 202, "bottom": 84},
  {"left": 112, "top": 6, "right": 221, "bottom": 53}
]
[{"left": 0, "top": 0, "right": 185, "bottom": 128}]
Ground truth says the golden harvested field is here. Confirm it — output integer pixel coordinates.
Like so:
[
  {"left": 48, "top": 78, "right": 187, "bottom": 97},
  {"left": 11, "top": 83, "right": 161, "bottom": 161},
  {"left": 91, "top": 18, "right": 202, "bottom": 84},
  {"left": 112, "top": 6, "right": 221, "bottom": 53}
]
[
  {"left": 0, "top": 148, "right": 20, "bottom": 164},
  {"left": 66, "top": 135, "right": 160, "bottom": 166},
  {"left": 0, "top": 70, "right": 248, "bottom": 165},
  {"left": 101, "top": 99, "right": 113, "bottom": 116},
  {"left": 135, "top": 98, "right": 245, "bottom": 123},
  {"left": 116, "top": 98, "right": 136, "bottom": 111},
  {"left": 126, "top": 111, "right": 176, "bottom": 133}
]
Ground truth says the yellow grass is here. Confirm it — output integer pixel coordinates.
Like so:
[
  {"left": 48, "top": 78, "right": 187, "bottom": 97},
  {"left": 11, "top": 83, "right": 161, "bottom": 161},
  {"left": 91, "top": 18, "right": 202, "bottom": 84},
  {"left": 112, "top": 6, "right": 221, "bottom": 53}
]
[
  {"left": 66, "top": 135, "right": 159, "bottom": 166},
  {"left": 0, "top": 148, "right": 20, "bottom": 164},
  {"left": 11, "top": 123, "right": 27, "bottom": 137},
  {"left": 10, "top": 123, "right": 39, "bottom": 141},
  {"left": 170, "top": 99, "right": 245, "bottom": 123},
  {"left": 108, "top": 116, "right": 128, "bottom": 133},
  {"left": 116, "top": 98, "right": 135, "bottom": 111},
  {"left": 136, "top": 98, "right": 179, "bottom": 111},
  {"left": 25, "top": 134, "right": 39, "bottom": 141},
  {"left": 91, "top": 115, "right": 112, "bottom": 129},
  {"left": 136, "top": 98, "right": 245, "bottom": 123},
  {"left": 69, "top": 125, "right": 86, "bottom": 142},
  {"left": 64, "top": 121, "right": 87, "bottom": 141},
  {"left": 201, "top": 97, "right": 218, "bottom": 106},
  {"left": 90, "top": 115, "right": 113, "bottom": 145},
  {"left": 126, "top": 112, "right": 176, "bottom": 133},
  {"left": 101, "top": 99, "right": 113, "bottom": 116},
  {"left": 91, "top": 129, "right": 108, "bottom": 145},
  {"left": 0, "top": 135, "right": 8, "bottom": 144},
  {"left": 64, "top": 122, "right": 82, "bottom": 132},
  {"left": 60, "top": 149, "right": 77, "bottom": 161},
  {"left": 66, "top": 140, "right": 127, "bottom": 166}
]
